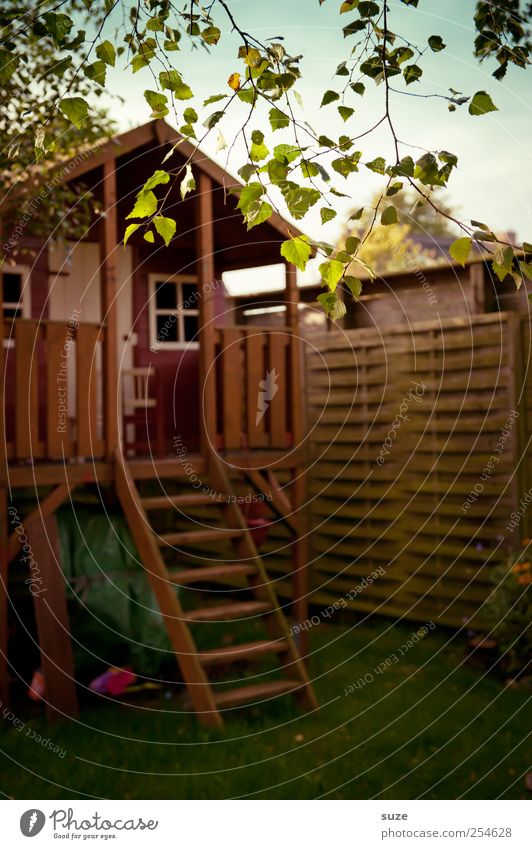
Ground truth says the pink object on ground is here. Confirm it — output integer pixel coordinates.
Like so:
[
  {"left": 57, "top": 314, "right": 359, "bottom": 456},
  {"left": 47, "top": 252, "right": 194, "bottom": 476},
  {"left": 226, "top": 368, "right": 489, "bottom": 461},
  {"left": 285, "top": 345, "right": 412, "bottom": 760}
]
[
  {"left": 89, "top": 667, "right": 137, "bottom": 696},
  {"left": 28, "top": 669, "right": 45, "bottom": 702}
]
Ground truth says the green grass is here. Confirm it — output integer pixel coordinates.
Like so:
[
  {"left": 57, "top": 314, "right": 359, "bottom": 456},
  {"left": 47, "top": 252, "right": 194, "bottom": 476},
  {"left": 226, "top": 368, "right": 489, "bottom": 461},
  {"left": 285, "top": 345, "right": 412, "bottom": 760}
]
[{"left": 1, "top": 618, "right": 530, "bottom": 800}]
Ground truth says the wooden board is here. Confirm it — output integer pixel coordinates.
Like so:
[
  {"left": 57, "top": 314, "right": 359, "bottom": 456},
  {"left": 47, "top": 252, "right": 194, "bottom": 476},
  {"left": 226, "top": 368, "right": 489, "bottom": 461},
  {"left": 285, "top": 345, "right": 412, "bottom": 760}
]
[{"left": 25, "top": 514, "right": 79, "bottom": 723}]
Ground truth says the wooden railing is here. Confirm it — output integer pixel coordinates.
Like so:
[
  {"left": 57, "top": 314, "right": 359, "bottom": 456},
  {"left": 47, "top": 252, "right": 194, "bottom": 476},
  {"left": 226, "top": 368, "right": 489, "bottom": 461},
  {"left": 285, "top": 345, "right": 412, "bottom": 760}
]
[
  {"left": 212, "top": 325, "right": 300, "bottom": 451},
  {"left": 3, "top": 319, "right": 107, "bottom": 461}
]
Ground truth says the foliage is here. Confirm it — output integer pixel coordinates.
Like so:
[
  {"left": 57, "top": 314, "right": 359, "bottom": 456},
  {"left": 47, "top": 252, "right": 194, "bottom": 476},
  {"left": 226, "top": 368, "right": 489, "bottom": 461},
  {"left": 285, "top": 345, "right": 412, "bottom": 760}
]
[
  {"left": 1, "top": 0, "right": 532, "bottom": 311},
  {"left": 339, "top": 189, "right": 457, "bottom": 278},
  {"left": 483, "top": 546, "right": 532, "bottom": 674},
  {"left": 0, "top": 0, "right": 115, "bottom": 252}
]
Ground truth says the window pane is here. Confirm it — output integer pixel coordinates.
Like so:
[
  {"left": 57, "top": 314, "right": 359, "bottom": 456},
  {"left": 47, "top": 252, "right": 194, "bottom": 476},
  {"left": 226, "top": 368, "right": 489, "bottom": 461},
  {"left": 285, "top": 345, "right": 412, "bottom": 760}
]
[
  {"left": 3, "top": 307, "right": 19, "bottom": 318},
  {"left": 156, "top": 314, "right": 178, "bottom": 342},
  {"left": 3, "top": 273, "right": 21, "bottom": 304},
  {"left": 183, "top": 314, "right": 198, "bottom": 342},
  {"left": 155, "top": 281, "right": 177, "bottom": 309},
  {"left": 181, "top": 282, "right": 198, "bottom": 309}
]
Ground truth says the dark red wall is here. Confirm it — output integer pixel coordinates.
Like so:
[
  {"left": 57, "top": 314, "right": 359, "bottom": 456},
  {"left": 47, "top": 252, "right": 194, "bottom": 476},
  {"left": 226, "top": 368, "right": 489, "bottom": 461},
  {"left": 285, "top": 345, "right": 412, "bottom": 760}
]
[{"left": 130, "top": 244, "right": 227, "bottom": 453}]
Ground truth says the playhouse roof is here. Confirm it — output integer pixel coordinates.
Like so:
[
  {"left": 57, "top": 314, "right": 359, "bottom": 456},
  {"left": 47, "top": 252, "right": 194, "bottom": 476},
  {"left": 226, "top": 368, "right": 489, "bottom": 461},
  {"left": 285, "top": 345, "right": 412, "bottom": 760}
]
[{"left": 61, "top": 119, "right": 307, "bottom": 243}]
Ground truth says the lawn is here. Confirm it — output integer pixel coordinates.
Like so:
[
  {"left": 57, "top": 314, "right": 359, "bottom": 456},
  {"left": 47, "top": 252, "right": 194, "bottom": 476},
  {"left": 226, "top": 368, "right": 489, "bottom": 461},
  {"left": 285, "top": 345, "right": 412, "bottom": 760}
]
[{"left": 1, "top": 617, "right": 529, "bottom": 800}]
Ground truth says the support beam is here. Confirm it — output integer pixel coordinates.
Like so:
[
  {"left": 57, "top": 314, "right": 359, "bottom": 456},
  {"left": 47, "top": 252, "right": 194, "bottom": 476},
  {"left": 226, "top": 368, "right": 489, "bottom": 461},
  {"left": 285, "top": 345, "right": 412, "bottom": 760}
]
[
  {"left": 100, "top": 160, "right": 119, "bottom": 459},
  {"left": 284, "top": 260, "right": 310, "bottom": 655},
  {"left": 0, "top": 249, "right": 8, "bottom": 704},
  {"left": 26, "top": 514, "right": 79, "bottom": 723},
  {"left": 7, "top": 484, "right": 74, "bottom": 564},
  {"left": 195, "top": 173, "right": 217, "bottom": 455}
]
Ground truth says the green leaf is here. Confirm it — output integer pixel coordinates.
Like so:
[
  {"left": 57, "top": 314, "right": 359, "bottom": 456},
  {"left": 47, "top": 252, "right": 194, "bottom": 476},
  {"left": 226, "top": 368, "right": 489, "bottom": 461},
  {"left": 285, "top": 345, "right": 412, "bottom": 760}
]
[
  {"left": 273, "top": 144, "right": 303, "bottom": 164},
  {"left": 386, "top": 182, "right": 403, "bottom": 196},
  {"left": 269, "top": 108, "right": 290, "bottom": 131},
  {"left": 154, "top": 216, "right": 176, "bottom": 247},
  {"left": 144, "top": 90, "right": 169, "bottom": 118},
  {"left": 518, "top": 261, "right": 532, "bottom": 281},
  {"left": 344, "top": 275, "right": 363, "bottom": 300},
  {"left": 59, "top": 97, "right": 88, "bottom": 129},
  {"left": 268, "top": 159, "right": 289, "bottom": 183},
  {"left": 143, "top": 170, "right": 170, "bottom": 192},
  {"left": 123, "top": 223, "right": 139, "bottom": 246},
  {"left": 284, "top": 186, "right": 321, "bottom": 219},
  {"left": 469, "top": 90, "right": 497, "bottom": 116},
  {"left": 159, "top": 70, "right": 193, "bottom": 99},
  {"left": 492, "top": 245, "right": 514, "bottom": 281},
  {"left": 237, "top": 183, "right": 264, "bottom": 214},
  {"left": 319, "top": 259, "right": 344, "bottom": 291},
  {"left": 43, "top": 12, "right": 73, "bottom": 44},
  {"left": 349, "top": 207, "right": 364, "bottom": 220},
  {"left": 201, "top": 26, "right": 221, "bottom": 45},
  {"left": 144, "top": 231, "right": 155, "bottom": 244},
  {"left": 238, "top": 163, "right": 256, "bottom": 183},
  {"left": 180, "top": 164, "right": 196, "bottom": 200},
  {"left": 523, "top": 242, "right": 532, "bottom": 253},
  {"left": 392, "top": 156, "right": 415, "bottom": 177},
  {"left": 358, "top": 1, "right": 379, "bottom": 17},
  {"left": 338, "top": 106, "right": 354, "bottom": 122},
  {"left": 280, "top": 236, "right": 312, "bottom": 271},
  {"left": 96, "top": 40, "right": 116, "bottom": 66},
  {"left": 317, "top": 292, "right": 346, "bottom": 320},
  {"left": 428, "top": 35, "right": 446, "bottom": 52},
  {"left": 365, "top": 156, "right": 386, "bottom": 174},
  {"left": 449, "top": 236, "right": 472, "bottom": 266},
  {"left": 351, "top": 82, "right": 365, "bottom": 96},
  {"left": 0, "top": 49, "right": 19, "bottom": 84},
  {"left": 250, "top": 130, "right": 269, "bottom": 162},
  {"left": 321, "top": 90, "right": 340, "bottom": 107},
  {"left": 345, "top": 236, "right": 361, "bottom": 253},
  {"left": 244, "top": 201, "right": 273, "bottom": 230},
  {"left": 85, "top": 60, "right": 106, "bottom": 86},
  {"left": 340, "top": 0, "right": 359, "bottom": 12},
  {"left": 126, "top": 190, "right": 158, "bottom": 220},
  {"left": 403, "top": 64, "right": 422, "bottom": 85},
  {"left": 203, "top": 111, "right": 224, "bottom": 129},
  {"left": 204, "top": 93, "right": 227, "bottom": 106},
  {"left": 184, "top": 107, "right": 198, "bottom": 124},
  {"left": 381, "top": 206, "right": 398, "bottom": 226},
  {"left": 320, "top": 208, "right": 337, "bottom": 224},
  {"left": 146, "top": 17, "right": 164, "bottom": 32}
]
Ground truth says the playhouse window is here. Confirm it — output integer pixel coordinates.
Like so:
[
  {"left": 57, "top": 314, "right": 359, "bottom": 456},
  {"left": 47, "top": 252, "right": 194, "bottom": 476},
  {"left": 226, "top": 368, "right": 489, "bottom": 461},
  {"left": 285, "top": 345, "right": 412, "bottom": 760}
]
[
  {"left": 149, "top": 275, "right": 199, "bottom": 349},
  {"left": 2, "top": 268, "right": 30, "bottom": 340}
]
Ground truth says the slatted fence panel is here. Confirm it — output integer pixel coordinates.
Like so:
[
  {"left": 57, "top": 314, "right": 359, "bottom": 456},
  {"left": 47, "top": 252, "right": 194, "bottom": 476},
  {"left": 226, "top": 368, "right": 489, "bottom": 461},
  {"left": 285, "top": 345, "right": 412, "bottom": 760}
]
[{"left": 305, "top": 313, "right": 530, "bottom": 628}]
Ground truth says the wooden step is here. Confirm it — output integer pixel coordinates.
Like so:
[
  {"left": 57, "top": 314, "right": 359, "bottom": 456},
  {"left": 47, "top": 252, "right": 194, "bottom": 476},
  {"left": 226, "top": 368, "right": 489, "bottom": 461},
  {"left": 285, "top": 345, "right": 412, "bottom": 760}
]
[
  {"left": 157, "top": 528, "right": 243, "bottom": 547},
  {"left": 214, "top": 679, "right": 303, "bottom": 708},
  {"left": 183, "top": 600, "right": 272, "bottom": 622},
  {"left": 167, "top": 564, "right": 256, "bottom": 585},
  {"left": 141, "top": 493, "right": 230, "bottom": 510},
  {"left": 199, "top": 639, "right": 289, "bottom": 667}
]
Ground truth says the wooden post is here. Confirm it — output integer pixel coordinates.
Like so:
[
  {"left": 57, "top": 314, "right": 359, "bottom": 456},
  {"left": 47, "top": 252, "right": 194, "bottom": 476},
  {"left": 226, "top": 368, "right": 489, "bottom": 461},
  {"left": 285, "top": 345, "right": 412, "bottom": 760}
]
[
  {"left": 469, "top": 260, "right": 486, "bottom": 314},
  {"left": 25, "top": 514, "right": 79, "bottom": 723},
  {"left": 195, "top": 173, "right": 216, "bottom": 456},
  {"left": 0, "top": 250, "right": 9, "bottom": 706},
  {"left": 100, "top": 160, "right": 119, "bottom": 459},
  {"left": 284, "top": 260, "right": 310, "bottom": 656}
]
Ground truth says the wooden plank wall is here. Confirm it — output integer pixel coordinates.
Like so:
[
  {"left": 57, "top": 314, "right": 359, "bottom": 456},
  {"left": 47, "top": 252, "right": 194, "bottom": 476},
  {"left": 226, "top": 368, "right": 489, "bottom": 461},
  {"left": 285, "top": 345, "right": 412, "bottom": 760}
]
[{"left": 301, "top": 312, "right": 530, "bottom": 628}]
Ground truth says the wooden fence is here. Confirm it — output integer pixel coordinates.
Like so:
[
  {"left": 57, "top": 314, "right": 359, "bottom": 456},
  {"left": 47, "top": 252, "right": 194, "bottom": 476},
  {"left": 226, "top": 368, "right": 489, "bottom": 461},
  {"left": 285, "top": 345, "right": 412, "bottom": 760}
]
[{"left": 265, "top": 312, "right": 531, "bottom": 629}]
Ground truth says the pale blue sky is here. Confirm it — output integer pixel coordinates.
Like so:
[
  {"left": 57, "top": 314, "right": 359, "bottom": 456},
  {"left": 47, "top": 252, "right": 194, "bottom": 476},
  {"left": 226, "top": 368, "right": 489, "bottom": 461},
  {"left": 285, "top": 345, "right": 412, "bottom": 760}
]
[{"left": 101, "top": 0, "right": 532, "bottom": 287}]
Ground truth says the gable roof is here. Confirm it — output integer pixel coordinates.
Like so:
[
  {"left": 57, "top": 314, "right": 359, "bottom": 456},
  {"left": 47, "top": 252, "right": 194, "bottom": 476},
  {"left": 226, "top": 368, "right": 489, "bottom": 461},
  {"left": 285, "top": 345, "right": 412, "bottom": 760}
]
[{"left": 62, "top": 119, "right": 306, "bottom": 242}]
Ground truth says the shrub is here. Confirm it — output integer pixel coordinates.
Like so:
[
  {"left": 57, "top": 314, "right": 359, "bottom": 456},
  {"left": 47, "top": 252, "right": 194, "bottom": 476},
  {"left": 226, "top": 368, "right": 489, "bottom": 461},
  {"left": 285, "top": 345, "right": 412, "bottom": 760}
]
[{"left": 483, "top": 545, "right": 531, "bottom": 675}]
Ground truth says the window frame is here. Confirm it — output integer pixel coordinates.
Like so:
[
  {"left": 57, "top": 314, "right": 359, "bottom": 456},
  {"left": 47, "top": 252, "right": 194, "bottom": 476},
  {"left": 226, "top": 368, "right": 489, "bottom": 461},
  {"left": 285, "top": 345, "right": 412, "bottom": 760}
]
[
  {"left": 148, "top": 274, "right": 200, "bottom": 351},
  {"left": 2, "top": 265, "right": 31, "bottom": 347}
]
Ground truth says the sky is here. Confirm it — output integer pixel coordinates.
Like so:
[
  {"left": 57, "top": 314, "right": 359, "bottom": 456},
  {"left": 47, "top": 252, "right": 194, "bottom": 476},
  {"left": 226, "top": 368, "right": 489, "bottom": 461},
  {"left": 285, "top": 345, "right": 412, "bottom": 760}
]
[{"left": 101, "top": 0, "right": 532, "bottom": 292}]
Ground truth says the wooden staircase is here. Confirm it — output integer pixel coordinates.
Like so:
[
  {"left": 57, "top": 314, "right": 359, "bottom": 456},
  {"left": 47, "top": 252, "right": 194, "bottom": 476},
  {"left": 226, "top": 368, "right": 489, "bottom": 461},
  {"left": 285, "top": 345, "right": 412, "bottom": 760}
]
[{"left": 115, "top": 450, "right": 318, "bottom": 728}]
